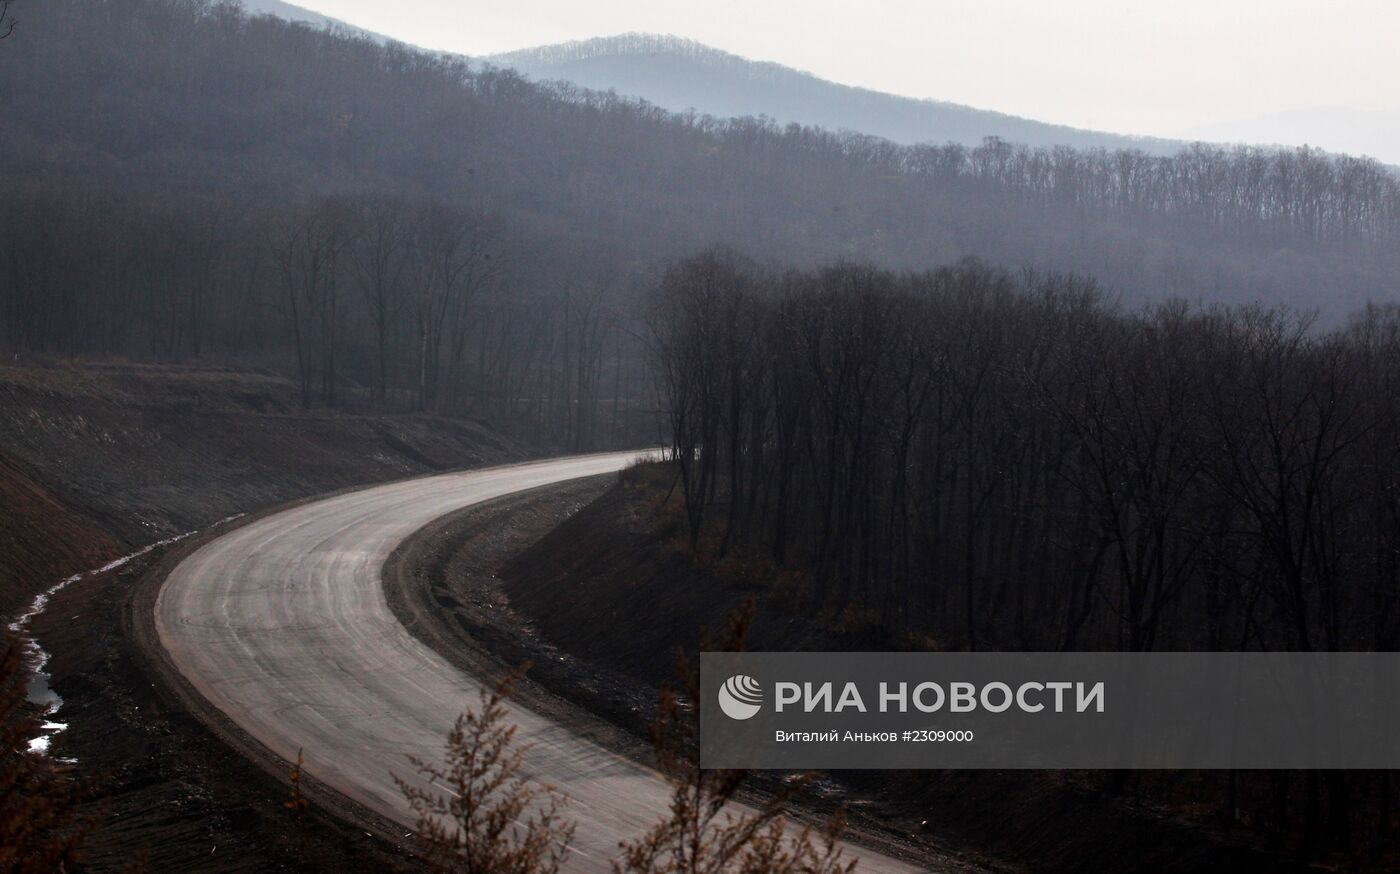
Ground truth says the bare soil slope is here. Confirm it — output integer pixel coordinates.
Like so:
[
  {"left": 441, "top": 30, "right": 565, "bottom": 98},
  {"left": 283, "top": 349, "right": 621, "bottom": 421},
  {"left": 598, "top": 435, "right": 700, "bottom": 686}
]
[
  {"left": 0, "top": 362, "right": 516, "bottom": 552},
  {"left": 0, "top": 456, "right": 122, "bottom": 617},
  {"left": 500, "top": 464, "right": 866, "bottom": 686}
]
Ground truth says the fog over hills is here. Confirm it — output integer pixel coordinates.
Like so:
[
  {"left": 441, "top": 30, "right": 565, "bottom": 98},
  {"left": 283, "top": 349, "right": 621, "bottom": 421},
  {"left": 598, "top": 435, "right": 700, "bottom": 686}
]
[
  {"left": 487, "top": 33, "right": 1186, "bottom": 154},
  {"left": 240, "top": 0, "right": 379, "bottom": 40},
  {"left": 6, "top": 0, "right": 1399, "bottom": 378},
  {"left": 243, "top": 3, "right": 1395, "bottom": 162},
  {"left": 240, "top": 0, "right": 341, "bottom": 28}
]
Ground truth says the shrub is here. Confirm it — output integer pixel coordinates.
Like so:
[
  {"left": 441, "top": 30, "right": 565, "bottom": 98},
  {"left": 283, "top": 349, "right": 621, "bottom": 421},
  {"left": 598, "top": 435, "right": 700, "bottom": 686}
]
[{"left": 397, "top": 669, "right": 575, "bottom": 874}]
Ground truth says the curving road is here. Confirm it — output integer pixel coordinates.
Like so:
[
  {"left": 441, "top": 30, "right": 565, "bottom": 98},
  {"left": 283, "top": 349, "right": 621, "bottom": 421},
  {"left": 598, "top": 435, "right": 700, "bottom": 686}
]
[{"left": 154, "top": 452, "right": 926, "bottom": 873}]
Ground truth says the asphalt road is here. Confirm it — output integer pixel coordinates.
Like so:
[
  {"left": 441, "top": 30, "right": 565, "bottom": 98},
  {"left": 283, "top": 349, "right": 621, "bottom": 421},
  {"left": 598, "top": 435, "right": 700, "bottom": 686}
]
[{"left": 155, "top": 452, "right": 926, "bottom": 872}]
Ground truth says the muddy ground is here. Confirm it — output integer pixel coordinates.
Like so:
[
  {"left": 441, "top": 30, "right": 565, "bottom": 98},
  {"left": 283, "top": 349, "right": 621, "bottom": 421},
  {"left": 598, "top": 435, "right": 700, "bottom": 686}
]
[
  {"left": 3, "top": 360, "right": 533, "bottom": 871},
  {"left": 399, "top": 463, "right": 1320, "bottom": 874}
]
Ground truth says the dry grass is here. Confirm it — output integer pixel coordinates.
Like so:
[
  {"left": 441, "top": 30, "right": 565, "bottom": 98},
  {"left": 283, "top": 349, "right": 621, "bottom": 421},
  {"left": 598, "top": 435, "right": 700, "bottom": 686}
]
[
  {"left": 397, "top": 667, "right": 575, "bottom": 874},
  {"left": 615, "top": 605, "right": 858, "bottom": 874}
]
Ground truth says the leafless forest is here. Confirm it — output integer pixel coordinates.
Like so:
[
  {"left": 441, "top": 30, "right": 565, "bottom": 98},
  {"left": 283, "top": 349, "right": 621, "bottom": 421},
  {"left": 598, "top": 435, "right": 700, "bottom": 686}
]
[
  {"left": 655, "top": 251, "right": 1400, "bottom": 655},
  {"left": 3, "top": 2, "right": 1400, "bottom": 449},
  {"left": 652, "top": 249, "right": 1400, "bottom": 851}
]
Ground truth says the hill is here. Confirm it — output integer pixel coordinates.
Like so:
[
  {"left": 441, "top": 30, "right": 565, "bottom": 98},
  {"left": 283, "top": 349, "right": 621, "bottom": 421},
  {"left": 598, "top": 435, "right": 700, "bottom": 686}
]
[
  {"left": 239, "top": 0, "right": 349, "bottom": 30},
  {"left": 0, "top": 0, "right": 1397, "bottom": 408},
  {"left": 489, "top": 33, "right": 1184, "bottom": 154}
]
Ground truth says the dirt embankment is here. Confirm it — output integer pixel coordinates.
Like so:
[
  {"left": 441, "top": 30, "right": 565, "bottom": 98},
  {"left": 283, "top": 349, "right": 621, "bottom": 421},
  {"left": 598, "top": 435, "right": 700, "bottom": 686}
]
[
  {"left": 409, "top": 462, "right": 1311, "bottom": 874},
  {"left": 0, "top": 455, "right": 122, "bottom": 618},
  {"left": 499, "top": 466, "right": 868, "bottom": 687},
  {"left": 2, "top": 360, "right": 528, "bottom": 872},
  {"left": 0, "top": 361, "right": 517, "bottom": 555},
  {"left": 0, "top": 360, "right": 522, "bottom": 616},
  {"left": 383, "top": 476, "right": 661, "bottom": 762}
]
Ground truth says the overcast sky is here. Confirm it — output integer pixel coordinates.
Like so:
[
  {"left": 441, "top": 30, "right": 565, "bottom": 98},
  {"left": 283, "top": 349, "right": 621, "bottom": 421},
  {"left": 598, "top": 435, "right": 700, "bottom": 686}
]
[{"left": 291, "top": 0, "right": 1399, "bottom": 140}]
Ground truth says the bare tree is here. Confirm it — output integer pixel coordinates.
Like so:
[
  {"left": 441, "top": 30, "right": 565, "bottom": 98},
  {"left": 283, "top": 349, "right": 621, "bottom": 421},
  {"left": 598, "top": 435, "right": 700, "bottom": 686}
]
[
  {"left": 271, "top": 198, "right": 354, "bottom": 408},
  {"left": 616, "top": 607, "right": 856, "bottom": 874},
  {"left": 396, "top": 670, "right": 575, "bottom": 874},
  {"left": 409, "top": 201, "right": 501, "bottom": 412},
  {"left": 351, "top": 194, "right": 411, "bottom": 405},
  {"left": 616, "top": 686, "right": 855, "bottom": 874}
]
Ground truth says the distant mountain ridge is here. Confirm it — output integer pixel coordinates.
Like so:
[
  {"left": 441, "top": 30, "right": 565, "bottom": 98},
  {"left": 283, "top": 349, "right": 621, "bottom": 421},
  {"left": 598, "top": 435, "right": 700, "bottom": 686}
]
[
  {"left": 240, "top": 0, "right": 376, "bottom": 39},
  {"left": 240, "top": 7, "right": 1394, "bottom": 164},
  {"left": 488, "top": 33, "right": 1185, "bottom": 154}
]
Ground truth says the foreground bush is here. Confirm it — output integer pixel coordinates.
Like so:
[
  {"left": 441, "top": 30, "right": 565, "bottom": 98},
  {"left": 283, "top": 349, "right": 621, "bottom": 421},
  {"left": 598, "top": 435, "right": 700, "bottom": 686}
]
[
  {"left": 397, "top": 669, "right": 575, "bottom": 874},
  {"left": 616, "top": 607, "right": 857, "bottom": 874},
  {"left": 401, "top": 634, "right": 858, "bottom": 873}
]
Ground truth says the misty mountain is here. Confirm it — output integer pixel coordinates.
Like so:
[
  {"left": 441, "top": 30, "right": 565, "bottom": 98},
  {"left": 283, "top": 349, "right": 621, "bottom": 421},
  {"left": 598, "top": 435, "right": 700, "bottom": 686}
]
[
  {"left": 3, "top": 0, "right": 1399, "bottom": 386},
  {"left": 239, "top": 0, "right": 341, "bottom": 29},
  {"left": 1187, "top": 105, "right": 1400, "bottom": 166},
  {"left": 238, "top": 0, "right": 382, "bottom": 42},
  {"left": 488, "top": 33, "right": 1184, "bottom": 154}
]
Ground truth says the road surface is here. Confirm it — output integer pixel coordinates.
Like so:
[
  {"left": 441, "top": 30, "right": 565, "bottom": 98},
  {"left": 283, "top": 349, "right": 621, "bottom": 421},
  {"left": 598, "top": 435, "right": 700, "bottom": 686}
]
[{"left": 155, "top": 452, "right": 926, "bottom": 872}]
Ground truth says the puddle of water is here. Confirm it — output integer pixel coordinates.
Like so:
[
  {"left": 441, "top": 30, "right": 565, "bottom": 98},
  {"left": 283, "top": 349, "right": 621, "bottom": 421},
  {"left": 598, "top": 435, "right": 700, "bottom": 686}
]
[
  {"left": 8, "top": 514, "right": 244, "bottom": 757},
  {"left": 28, "top": 722, "right": 67, "bottom": 755}
]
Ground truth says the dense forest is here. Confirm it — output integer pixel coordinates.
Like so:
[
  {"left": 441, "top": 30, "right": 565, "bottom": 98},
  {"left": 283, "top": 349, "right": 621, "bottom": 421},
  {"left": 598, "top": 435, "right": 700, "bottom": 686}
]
[
  {"left": 1, "top": 0, "right": 1398, "bottom": 451},
  {"left": 655, "top": 251, "right": 1400, "bottom": 653},
  {"left": 652, "top": 250, "right": 1400, "bottom": 852}
]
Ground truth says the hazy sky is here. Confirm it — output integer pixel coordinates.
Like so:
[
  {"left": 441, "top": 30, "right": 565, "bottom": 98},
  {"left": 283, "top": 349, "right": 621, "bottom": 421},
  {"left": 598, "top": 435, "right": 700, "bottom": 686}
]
[{"left": 292, "top": 0, "right": 1400, "bottom": 139}]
